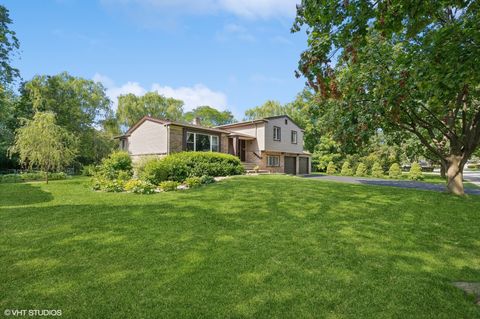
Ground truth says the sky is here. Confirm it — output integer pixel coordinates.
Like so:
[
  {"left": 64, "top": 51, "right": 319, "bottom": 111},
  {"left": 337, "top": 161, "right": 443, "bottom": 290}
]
[{"left": 3, "top": 0, "right": 308, "bottom": 119}]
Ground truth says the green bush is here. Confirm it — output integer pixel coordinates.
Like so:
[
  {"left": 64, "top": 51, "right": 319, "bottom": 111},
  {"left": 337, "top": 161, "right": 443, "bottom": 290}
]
[
  {"left": 140, "top": 159, "right": 169, "bottom": 185},
  {"left": 140, "top": 152, "right": 243, "bottom": 184},
  {"left": 124, "top": 179, "right": 156, "bottom": 194},
  {"left": 0, "top": 172, "right": 67, "bottom": 183},
  {"left": 388, "top": 163, "right": 402, "bottom": 179},
  {"left": 200, "top": 175, "right": 215, "bottom": 184},
  {"left": 185, "top": 176, "right": 202, "bottom": 188},
  {"left": 98, "top": 151, "right": 133, "bottom": 180},
  {"left": 159, "top": 181, "right": 180, "bottom": 192},
  {"left": 408, "top": 162, "right": 424, "bottom": 180},
  {"left": 91, "top": 177, "right": 126, "bottom": 192},
  {"left": 371, "top": 162, "right": 384, "bottom": 178},
  {"left": 81, "top": 165, "right": 98, "bottom": 176},
  {"left": 340, "top": 161, "right": 353, "bottom": 176},
  {"left": 326, "top": 161, "right": 337, "bottom": 175},
  {"left": 355, "top": 163, "right": 367, "bottom": 177}
]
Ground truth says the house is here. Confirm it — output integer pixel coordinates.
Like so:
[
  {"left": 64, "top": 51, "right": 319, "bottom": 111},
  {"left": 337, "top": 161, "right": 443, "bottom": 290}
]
[{"left": 116, "top": 115, "right": 311, "bottom": 175}]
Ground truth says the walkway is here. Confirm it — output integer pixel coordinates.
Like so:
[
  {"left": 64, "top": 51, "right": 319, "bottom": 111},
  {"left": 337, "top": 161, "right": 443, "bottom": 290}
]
[{"left": 303, "top": 174, "right": 480, "bottom": 195}]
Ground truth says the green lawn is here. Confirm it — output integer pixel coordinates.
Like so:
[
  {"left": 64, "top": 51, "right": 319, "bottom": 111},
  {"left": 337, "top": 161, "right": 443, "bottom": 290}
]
[{"left": 1, "top": 176, "right": 480, "bottom": 318}]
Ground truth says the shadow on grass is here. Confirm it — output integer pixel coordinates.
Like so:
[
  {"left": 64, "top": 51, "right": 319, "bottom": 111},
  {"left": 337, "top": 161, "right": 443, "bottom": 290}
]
[{"left": 0, "top": 182, "right": 53, "bottom": 207}]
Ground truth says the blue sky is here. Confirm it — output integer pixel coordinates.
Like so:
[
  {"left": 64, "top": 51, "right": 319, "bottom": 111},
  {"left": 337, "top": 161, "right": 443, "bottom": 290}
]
[{"left": 4, "top": 0, "right": 307, "bottom": 119}]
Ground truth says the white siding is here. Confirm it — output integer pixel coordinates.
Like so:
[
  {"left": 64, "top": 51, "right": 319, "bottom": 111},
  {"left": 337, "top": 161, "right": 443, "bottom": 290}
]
[
  {"left": 225, "top": 122, "right": 265, "bottom": 151},
  {"left": 127, "top": 120, "right": 168, "bottom": 156},
  {"left": 264, "top": 117, "right": 305, "bottom": 154}
]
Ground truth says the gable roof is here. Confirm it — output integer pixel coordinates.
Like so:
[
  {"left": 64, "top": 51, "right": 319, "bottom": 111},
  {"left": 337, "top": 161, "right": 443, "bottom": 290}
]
[
  {"left": 216, "top": 115, "right": 305, "bottom": 131},
  {"left": 116, "top": 116, "right": 229, "bottom": 138}
]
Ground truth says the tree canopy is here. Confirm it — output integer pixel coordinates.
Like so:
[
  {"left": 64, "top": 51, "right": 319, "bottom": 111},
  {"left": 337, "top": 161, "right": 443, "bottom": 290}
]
[
  {"left": 116, "top": 92, "right": 184, "bottom": 130},
  {"left": 9, "top": 112, "right": 77, "bottom": 182},
  {"left": 184, "top": 106, "right": 235, "bottom": 127},
  {"left": 293, "top": 0, "right": 480, "bottom": 195},
  {"left": 0, "top": 5, "right": 19, "bottom": 87}
]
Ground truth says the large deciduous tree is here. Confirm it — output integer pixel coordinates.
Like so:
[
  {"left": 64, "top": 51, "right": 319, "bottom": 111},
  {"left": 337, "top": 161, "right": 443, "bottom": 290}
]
[
  {"left": 17, "top": 72, "right": 113, "bottom": 165},
  {"left": 184, "top": 105, "right": 235, "bottom": 127},
  {"left": 116, "top": 92, "right": 184, "bottom": 130},
  {"left": 9, "top": 112, "right": 77, "bottom": 183},
  {"left": 293, "top": 0, "right": 480, "bottom": 195},
  {"left": 0, "top": 5, "right": 20, "bottom": 169}
]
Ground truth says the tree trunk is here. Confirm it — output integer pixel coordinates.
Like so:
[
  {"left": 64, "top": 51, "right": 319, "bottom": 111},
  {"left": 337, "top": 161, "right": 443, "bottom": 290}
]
[
  {"left": 440, "top": 163, "right": 446, "bottom": 179},
  {"left": 446, "top": 155, "right": 464, "bottom": 195},
  {"left": 46, "top": 171, "right": 49, "bottom": 184}
]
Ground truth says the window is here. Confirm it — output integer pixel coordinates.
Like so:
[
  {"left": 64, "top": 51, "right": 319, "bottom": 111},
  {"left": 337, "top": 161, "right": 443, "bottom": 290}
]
[
  {"left": 273, "top": 126, "right": 281, "bottom": 141},
  {"left": 186, "top": 132, "right": 220, "bottom": 152},
  {"left": 291, "top": 130, "right": 298, "bottom": 144},
  {"left": 285, "top": 119, "right": 288, "bottom": 125},
  {"left": 267, "top": 156, "right": 280, "bottom": 167}
]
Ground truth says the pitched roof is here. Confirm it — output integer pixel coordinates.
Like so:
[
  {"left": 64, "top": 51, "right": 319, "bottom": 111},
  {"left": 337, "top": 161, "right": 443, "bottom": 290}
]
[
  {"left": 116, "top": 116, "right": 229, "bottom": 138},
  {"left": 215, "top": 115, "right": 305, "bottom": 131}
]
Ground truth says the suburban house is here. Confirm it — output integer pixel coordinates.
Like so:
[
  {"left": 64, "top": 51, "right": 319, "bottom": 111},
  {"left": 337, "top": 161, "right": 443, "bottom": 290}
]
[{"left": 116, "top": 115, "right": 311, "bottom": 175}]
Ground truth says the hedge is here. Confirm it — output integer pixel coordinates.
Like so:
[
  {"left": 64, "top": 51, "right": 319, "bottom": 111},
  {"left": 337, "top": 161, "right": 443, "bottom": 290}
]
[
  {"left": 0, "top": 172, "right": 67, "bottom": 183},
  {"left": 140, "top": 152, "right": 244, "bottom": 184}
]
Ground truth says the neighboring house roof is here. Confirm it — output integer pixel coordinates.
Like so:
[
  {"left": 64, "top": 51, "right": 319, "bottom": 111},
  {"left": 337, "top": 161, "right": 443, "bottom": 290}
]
[
  {"left": 215, "top": 115, "right": 305, "bottom": 131},
  {"left": 115, "top": 116, "right": 229, "bottom": 139}
]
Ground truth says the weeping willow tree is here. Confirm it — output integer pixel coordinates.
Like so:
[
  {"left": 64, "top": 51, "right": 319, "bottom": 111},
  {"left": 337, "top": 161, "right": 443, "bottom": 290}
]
[{"left": 9, "top": 112, "right": 77, "bottom": 183}]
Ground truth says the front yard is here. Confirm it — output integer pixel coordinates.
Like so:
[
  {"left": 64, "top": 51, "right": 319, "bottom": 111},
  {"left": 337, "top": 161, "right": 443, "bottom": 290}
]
[{"left": 1, "top": 176, "right": 480, "bottom": 318}]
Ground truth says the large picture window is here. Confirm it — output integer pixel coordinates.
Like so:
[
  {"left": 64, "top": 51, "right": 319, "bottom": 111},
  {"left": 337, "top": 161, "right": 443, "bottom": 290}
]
[{"left": 186, "top": 132, "right": 220, "bottom": 152}]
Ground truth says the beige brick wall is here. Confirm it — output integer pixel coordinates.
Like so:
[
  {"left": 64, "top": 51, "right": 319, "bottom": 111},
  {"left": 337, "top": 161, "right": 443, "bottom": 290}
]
[
  {"left": 220, "top": 134, "right": 229, "bottom": 154},
  {"left": 169, "top": 125, "right": 184, "bottom": 154},
  {"left": 258, "top": 151, "right": 285, "bottom": 173}
]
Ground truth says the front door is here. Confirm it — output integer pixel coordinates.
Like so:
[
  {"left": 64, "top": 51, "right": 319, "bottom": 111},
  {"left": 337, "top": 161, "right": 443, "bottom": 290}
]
[{"left": 239, "top": 140, "right": 246, "bottom": 162}]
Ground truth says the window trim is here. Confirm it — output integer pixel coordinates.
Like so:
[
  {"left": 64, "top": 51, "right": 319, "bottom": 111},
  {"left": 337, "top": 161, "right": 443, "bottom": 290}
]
[
  {"left": 273, "top": 126, "right": 281, "bottom": 141},
  {"left": 267, "top": 155, "right": 280, "bottom": 167},
  {"left": 186, "top": 131, "right": 219, "bottom": 152},
  {"left": 291, "top": 130, "right": 298, "bottom": 144}
]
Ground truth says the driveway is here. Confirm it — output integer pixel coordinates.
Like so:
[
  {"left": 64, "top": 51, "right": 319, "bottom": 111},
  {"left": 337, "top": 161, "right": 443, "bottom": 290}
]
[{"left": 303, "top": 174, "right": 480, "bottom": 195}]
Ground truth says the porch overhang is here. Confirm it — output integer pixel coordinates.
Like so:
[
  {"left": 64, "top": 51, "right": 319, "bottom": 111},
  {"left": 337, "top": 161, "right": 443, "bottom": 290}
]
[{"left": 228, "top": 132, "right": 256, "bottom": 140}]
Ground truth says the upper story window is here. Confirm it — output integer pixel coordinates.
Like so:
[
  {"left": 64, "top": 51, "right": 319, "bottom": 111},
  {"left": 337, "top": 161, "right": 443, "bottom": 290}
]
[
  {"left": 273, "top": 126, "right": 281, "bottom": 141},
  {"left": 291, "top": 130, "right": 298, "bottom": 144},
  {"left": 186, "top": 132, "right": 219, "bottom": 152}
]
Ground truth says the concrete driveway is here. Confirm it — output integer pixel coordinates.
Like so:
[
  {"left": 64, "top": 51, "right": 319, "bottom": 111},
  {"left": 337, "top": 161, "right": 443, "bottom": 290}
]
[{"left": 303, "top": 174, "right": 480, "bottom": 195}]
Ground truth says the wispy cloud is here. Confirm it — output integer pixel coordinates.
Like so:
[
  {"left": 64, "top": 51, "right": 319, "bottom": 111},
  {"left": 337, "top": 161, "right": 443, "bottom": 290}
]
[
  {"left": 216, "top": 23, "right": 255, "bottom": 42},
  {"left": 101, "top": 0, "right": 299, "bottom": 20},
  {"left": 93, "top": 73, "right": 228, "bottom": 111},
  {"left": 250, "top": 73, "right": 284, "bottom": 84},
  {"left": 270, "top": 35, "right": 292, "bottom": 45}
]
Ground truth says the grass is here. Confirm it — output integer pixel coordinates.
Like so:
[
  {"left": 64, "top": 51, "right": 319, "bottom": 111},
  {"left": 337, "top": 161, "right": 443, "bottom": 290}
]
[{"left": 1, "top": 176, "right": 480, "bottom": 318}]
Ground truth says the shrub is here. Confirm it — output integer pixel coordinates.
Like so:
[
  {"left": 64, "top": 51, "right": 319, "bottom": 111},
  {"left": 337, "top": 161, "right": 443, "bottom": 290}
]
[
  {"left": 388, "top": 163, "right": 402, "bottom": 179},
  {"left": 371, "top": 162, "right": 384, "bottom": 178},
  {"left": 408, "top": 162, "right": 424, "bottom": 180},
  {"left": 124, "top": 179, "right": 156, "bottom": 194},
  {"left": 139, "top": 152, "right": 243, "bottom": 183},
  {"left": 340, "top": 161, "right": 353, "bottom": 176},
  {"left": 159, "top": 180, "right": 180, "bottom": 192},
  {"left": 185, "top": 176, "right": 202, "bottom": 188},
  {"left": 355, "top": 163, "right": 367, "bottom": 177},
  {"left": 0, "top": 171, "right": 67, "bottom": 183},
  {"left": 98, "top": 151, "right": 133, "bottom": 180},
  {"left": 200, "top": 175, "right": 215, "bottom": 184},
  {"left": 81, "top": 165, "right": 98, "bottom": 176},
  {"left": 139, "top": 159, "right": 169, "bottom": 185},
  {"left": 91, "top": 178, "right": 125, "bottom": 192},
  {"left": 326, "top": 161, "right": 337, "bottom": 175}
]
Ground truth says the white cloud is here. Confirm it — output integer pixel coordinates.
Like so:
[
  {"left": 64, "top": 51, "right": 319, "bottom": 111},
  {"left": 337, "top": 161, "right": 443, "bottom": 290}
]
[
  {"left": 101, "top": 0, "right": 299, "bottom": 19},
  {"left": 93, "top": 73, "right": 227, "bottom": 112},
  {"left": 216, "top": 23, "right": 255, "bottom": 42},
  {"left": 151, "top": 84, "right": 227, "bottom": 111}
]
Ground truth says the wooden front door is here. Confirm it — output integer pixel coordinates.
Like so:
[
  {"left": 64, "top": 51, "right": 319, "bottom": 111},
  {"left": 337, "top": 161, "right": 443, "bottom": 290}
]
[{"left": 239, "top": 140, "right": 246, "bottom": 161}]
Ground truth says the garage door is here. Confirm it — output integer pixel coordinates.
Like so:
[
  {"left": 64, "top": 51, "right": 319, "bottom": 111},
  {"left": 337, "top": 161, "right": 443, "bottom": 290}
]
[
  {"left": 284, "top": 156, "right": 296, "bottom": 175},
  {"left": 299, "top": 157, "right": 309, "bottom": 175}
]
